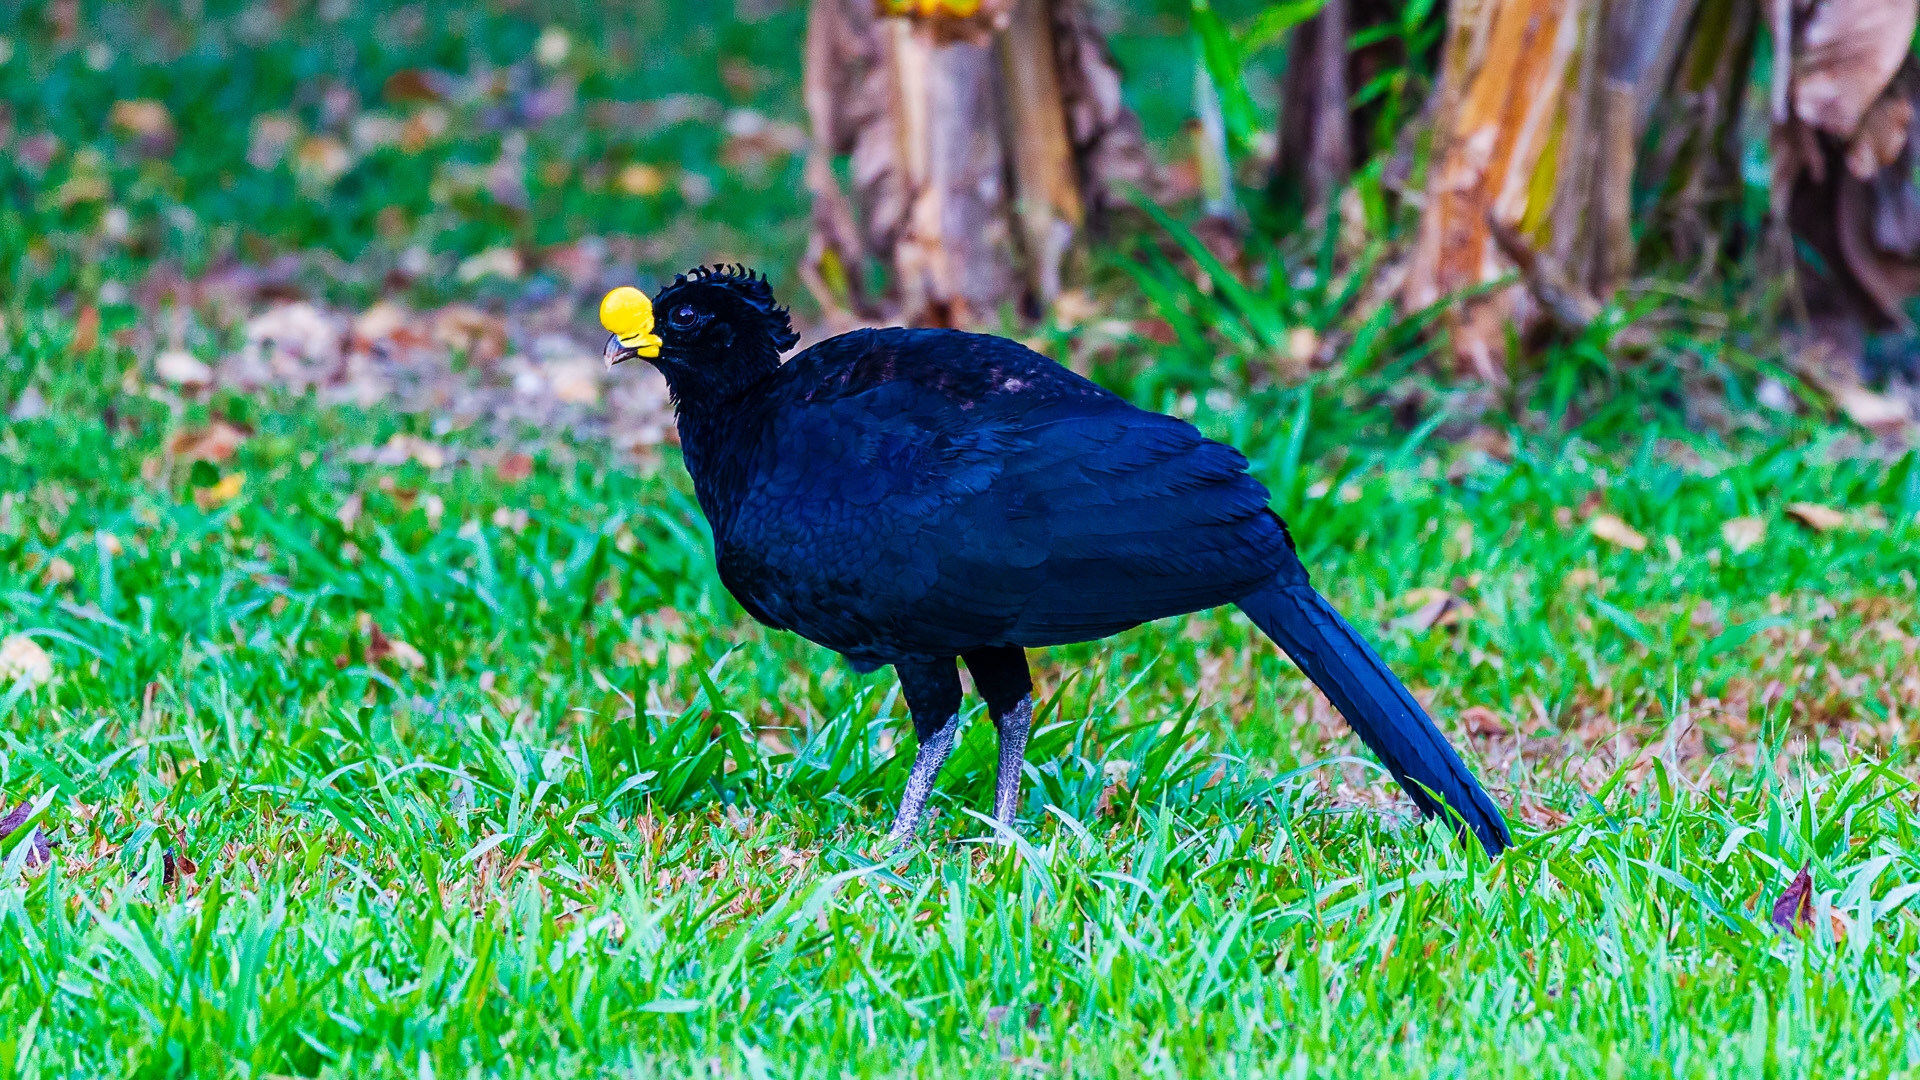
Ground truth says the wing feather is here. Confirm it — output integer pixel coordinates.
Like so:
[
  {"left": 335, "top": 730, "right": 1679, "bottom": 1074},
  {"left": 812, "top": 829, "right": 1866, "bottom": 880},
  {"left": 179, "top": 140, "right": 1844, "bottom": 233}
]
[{"left": 717, "top": 332, "right": 1294, "bottom": 663}]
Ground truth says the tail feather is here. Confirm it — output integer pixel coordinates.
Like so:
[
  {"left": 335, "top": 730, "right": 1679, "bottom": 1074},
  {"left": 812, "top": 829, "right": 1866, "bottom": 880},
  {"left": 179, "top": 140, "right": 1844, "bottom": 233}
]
[{"left": 1239, "top": 581, "right": 1511, "bottom": 855}]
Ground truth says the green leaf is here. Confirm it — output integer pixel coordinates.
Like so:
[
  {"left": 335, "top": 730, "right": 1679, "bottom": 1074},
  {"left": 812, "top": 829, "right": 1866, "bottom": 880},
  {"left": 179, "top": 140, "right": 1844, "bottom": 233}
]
[
  {"left": 1702, "top": 616, "right": 1793, "bottom": 658},
  {"left": 1350, "top": 68, "right": 1403, "bottom": 109},
  {"left": 1240, "top": 0, "right": 1329, "bottom": 54},
  {"left": 1192, "top": 5, "right": 1262, "bottom": 152},
  {"left": 1589, "top": 596, "right": 1654, "bottom": 648}
]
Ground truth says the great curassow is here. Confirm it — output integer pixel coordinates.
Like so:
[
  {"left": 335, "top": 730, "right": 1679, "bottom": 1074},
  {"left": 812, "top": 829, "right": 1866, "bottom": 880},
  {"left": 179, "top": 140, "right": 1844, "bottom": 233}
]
[{"left": 599, "top": 267, "right": 1510, "bottom": 856}]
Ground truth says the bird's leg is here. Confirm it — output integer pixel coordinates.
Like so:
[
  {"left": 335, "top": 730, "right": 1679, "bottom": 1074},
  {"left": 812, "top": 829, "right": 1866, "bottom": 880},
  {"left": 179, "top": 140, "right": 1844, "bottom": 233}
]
[
  {"left": 991, "top": 695, "right": 1034, "bottom": 827},
  {"left": 888, "top": 659, "right": 965, "bottom": 842},
  {"left": 963, "top": 646, "right": 1035, "bottom": 831},
  {"left": 887, "top": 712, "right": 958, "bottom": 841}
]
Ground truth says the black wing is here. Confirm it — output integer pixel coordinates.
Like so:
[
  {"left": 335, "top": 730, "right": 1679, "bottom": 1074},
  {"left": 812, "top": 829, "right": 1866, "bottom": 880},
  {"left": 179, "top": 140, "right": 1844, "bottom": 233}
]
[{"left": 716, "top": 331, "right": 1296, "bottom": 664}]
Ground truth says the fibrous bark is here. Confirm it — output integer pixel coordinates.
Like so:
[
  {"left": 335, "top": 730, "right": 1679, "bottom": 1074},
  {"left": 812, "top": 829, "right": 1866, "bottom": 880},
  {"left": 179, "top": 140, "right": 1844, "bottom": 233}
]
[
  {"left": 1276, "top": 0, "right": 1353, "bottom": 224},
  {"left": 1401, "top": 0, "right": 1716, "bottom": 380},
  {"left": 1276, "top": 0, "right": 1429, "bottom": 227},
  {"left": 1636, "top": 0, "right": 1760, "bottom": 273},
  {"left": 1402, "top": 0, "right": 1589, "bottom": 380},
  {"left": 802, "top": 0, "right": 1152, "bottom": 330}
]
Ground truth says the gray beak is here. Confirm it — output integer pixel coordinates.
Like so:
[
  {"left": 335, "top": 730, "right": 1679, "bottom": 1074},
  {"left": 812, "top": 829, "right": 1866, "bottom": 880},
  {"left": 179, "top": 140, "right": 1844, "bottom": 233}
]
[{"left": 603, "top": 333, "right": 635, "bottom": 370}]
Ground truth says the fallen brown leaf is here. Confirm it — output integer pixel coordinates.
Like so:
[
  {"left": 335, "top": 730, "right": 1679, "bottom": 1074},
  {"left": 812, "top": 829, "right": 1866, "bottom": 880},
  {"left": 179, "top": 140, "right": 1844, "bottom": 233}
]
[
  {"left": 295, "top": 135, "right": 354, "bottom": 187},
  {"left": 0, "top": 635, "right": 53, "bottom": 688},
  {"left": 1589, "top": 513, "right": 1647, "bottom": 552},
  {"left": 542, "top": 239, "right": 609, "bottom": 287},
  {"left": 109, "top": 99, "right": 176, "bottom": 155},
  {"left": 1794, "top": 0, "right": 1918, "bottom": 139},
  {"left": 1516, "top": 796, "right": 1570, "bottom": 828},
  {"left": 1786, "top": 502, "right": 1847, "bottom": 532},
  {"left": 1458, "top": 706, "right": 1508, "bottom": 737},
  {"left": 1772, "top": 865, "right": 1814, "bottom": 933},
  {"left": 401, "top": 107, "right": 450, "bottom": 152},
  {"left": 154, "top": 350, "right": 214, "bottom": 387},
  {"left": 432, "top": 305, "right": 508, "bottom": 362},
  {"left": 68, "top": 305, "right": 98, "bottom": 355},
  {"left": 1689, "top": 599, "right": 1725, "bottom": 635},
  {"left": 352, "top": 301, "right": 410, "bottom": 343},
  {"left": 720, "top": 109, "right": 807, "bottom": 174},
  {"left": 1463, "top": 425, "right": 1514, "bottom": 461},
  {"left": 457, "top": 247, "right": 523, "bottom": 283},
  {"left": 1391, "top": 588, "right": 1469, "bottom": 632},
  {"left": 169, "top": 419, "right": 249, "bottom": 463},
  {"left": 109, "top": 98, "right": 174, "bottom": 140},
  {"left": 364, "top": 618, "right": 426, "bottom": 670},
  {"left": 372, "top": 434, "right": 447, "bottom": 469},
  {"left": 549, "top": 359, "right": 602, "bottom": 406},
  {"left": 247, "top": 113, "right": 300, "bottom": 169},
  {"left": 495, "top": 452, "right": 535, "bottom": 483},
  {"left": 1834, "top": 385, "right": 1909, "bottom": 432},
  {"left": 162, "top": 848, "right": 197, "bottom": 886},
  {"left": 382, "top": 68, "right": 450, "bottom": 104},
  {"left": 1721, "top": 516, "right": 1766, "bottom": 553},
  {"left": 386, "top": 641, "right": 426, "bottom": 670},
  {"left": 0, "top": 803, "right": 53, "bottom": 867},
  {"left": 1845, "top": 94, "right": 1912, "bottom": 178},
  {"left": 618, "top": 162, "right": 668, "bottom": 197}
]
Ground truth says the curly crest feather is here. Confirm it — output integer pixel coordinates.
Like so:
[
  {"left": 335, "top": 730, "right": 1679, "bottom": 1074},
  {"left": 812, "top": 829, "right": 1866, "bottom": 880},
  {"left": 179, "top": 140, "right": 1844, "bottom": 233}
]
[{"left": 666, "top": 264, "right": 799, "bottom": 352}]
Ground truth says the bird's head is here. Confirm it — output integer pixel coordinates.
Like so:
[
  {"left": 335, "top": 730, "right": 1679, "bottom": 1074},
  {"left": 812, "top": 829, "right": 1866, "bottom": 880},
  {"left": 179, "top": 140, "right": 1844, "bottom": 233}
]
[{"left": 601, "top": 265, "right": 799, "bottom": 405}]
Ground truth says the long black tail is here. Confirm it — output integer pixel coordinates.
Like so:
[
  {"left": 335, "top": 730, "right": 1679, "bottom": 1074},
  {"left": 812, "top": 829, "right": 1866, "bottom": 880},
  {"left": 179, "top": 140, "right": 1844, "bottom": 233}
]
[{"left": 1239, "top": 580, "right": 1511, "bottom": 855}]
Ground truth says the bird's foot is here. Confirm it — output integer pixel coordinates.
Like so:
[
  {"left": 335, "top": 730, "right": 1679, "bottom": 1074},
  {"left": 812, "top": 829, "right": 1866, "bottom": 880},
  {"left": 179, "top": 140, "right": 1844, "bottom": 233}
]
[
  {"left": 990, "top": 696, "right": 1034, "bottom": 830},
  {"left": 886, "top": 712, "right": 959, "bottom": 841}
]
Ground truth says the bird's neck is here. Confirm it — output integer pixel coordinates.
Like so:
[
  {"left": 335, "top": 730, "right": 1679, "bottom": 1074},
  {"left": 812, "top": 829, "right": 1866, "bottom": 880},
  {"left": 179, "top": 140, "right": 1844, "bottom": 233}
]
[
  {"left": 671, "top": 405, "right": 729, "bottom": 491},
  {"left": 669, "top": 385, "right": 771, "bottom": 531},
  {"left": 659, "top": 343, "right": 782, "bottom": 522}
]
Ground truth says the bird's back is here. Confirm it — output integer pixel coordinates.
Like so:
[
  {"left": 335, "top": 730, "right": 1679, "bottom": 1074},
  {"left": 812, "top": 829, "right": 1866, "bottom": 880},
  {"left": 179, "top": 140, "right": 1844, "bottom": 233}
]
[{"left": 701, "top": 328, "right": 1300, "bottom": 666}]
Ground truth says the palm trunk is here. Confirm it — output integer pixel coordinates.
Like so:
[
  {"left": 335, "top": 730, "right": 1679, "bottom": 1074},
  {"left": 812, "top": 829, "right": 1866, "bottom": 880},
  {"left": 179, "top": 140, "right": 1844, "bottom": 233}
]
[
  {"left": 801, "top": 0, "right": 1151, "bottom": 330},
  {"left": 1405, "top": 0, "right": 1920, "bottom": 380},
  {"left": 1401, "top": 0, "right": 1720, "bottom": 379},
  {"left": 1636, "top": 0, "right": 1760, "bottom": 275}
]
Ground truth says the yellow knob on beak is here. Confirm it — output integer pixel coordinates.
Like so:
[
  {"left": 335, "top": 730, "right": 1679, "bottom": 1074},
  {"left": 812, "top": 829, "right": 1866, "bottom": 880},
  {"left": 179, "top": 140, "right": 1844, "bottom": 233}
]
[{"left": 599, "top": 286, "right": 662, "bottom": 361}]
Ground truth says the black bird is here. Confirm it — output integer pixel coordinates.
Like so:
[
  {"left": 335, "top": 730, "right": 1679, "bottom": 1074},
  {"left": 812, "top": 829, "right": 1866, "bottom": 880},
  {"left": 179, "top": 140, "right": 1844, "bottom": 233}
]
[{"left": 600, "top": 267, "right": 1510, "bottom": 855}]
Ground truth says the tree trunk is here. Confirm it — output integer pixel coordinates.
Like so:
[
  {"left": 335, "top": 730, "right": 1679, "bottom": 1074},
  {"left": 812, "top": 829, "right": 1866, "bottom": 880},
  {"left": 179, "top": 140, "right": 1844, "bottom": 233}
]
[
  {"left": 1275, "top": 0, "right": 1363, "bottom": 226},
  {"left": 801, "top": 0, "right": 1152, "bottom": 330},
  {"left": 1404, "top": 0, "right": 1920, "bottom": 381},
  {"left": 1401, "top": 0, "right": 1709, "bottom": 380},
  {"left": 1635, "top": 0, "right": 1760, "bottom": 275}
]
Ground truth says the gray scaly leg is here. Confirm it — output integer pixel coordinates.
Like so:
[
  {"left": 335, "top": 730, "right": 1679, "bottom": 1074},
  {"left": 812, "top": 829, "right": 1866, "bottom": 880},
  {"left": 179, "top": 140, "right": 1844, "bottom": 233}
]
[
  {"left": 888, "top": 713, "right": 959, "bottom": 841},
  {"left": 991, "top": 695, "right": 1034, "bottom": 827}
]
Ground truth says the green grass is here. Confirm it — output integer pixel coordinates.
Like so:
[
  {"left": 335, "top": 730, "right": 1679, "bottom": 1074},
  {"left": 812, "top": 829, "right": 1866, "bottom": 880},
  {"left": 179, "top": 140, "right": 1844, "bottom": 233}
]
[
  {"left": 5, "top": 0, "right": 1920, "bottom": 1076},
  {"left": 0, "top": 0, "right": 815, "bottom": 309},
  {"left": 3, "top": 308, "right": 1920, "bottom": 1076}
]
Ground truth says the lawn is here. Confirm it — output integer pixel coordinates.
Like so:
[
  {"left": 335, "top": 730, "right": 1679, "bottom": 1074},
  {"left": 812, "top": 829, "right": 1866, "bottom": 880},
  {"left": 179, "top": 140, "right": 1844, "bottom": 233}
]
[{"left": 3, "top": 1, "right": 1920, "bottom": 1077}]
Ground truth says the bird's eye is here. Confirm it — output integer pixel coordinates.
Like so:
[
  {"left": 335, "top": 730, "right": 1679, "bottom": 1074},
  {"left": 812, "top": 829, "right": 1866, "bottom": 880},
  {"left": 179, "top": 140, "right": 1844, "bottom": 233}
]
[{"left": 668, "top": 304, "right": 698, "bottom": 329}]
